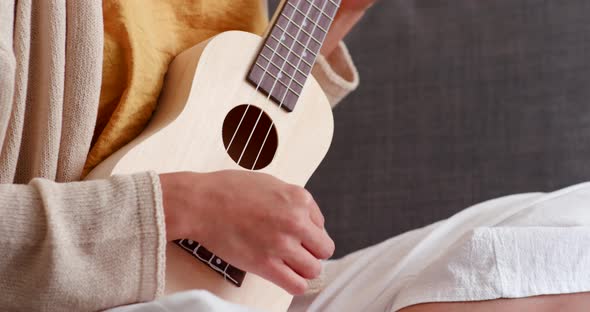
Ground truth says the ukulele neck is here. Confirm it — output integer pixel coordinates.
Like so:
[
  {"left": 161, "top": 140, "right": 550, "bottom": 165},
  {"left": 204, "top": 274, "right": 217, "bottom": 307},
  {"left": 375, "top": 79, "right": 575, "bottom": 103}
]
[{"left": 247, "top": 0, "right": 341, "bottom": 112}]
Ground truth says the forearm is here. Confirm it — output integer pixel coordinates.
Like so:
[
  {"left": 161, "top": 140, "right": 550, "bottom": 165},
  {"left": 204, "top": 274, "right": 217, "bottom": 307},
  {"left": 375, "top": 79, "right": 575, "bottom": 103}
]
[
  {"left": 0, "top": 173, "right": 166, "bottom": 311},
  {"left": 313, "top": 1, "right": 373, "bottom": 107},
  {"left": 321, "top": 8, "right": 367, "bottom": 57}
]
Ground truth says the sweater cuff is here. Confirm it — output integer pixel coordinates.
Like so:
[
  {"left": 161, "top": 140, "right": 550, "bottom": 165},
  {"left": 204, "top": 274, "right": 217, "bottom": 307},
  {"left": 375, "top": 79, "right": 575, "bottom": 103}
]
[
  {"left": 3, "top": 171, "right": 169, "bottom": 309},
  {"left": 312, "top": 41, "right": 360, "bottom": 108},
  {"left": 136, "top": 171, "right": 167, "bottom": 300}
]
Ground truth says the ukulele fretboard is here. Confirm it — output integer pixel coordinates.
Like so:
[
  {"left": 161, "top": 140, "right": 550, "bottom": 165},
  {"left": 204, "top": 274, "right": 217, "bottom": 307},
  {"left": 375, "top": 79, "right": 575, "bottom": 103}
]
[
  {"left": 248, "top": 0, "right": 341, "bottom": 112},
  {"left": 174, "top": 239, "right": 246, "bottom": 287}
]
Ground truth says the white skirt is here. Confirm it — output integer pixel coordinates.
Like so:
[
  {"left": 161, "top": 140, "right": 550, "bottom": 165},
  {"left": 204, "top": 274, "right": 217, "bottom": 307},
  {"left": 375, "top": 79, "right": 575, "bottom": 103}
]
[{"left": 111, "top": 182, "right": 590, "bottom": 312}]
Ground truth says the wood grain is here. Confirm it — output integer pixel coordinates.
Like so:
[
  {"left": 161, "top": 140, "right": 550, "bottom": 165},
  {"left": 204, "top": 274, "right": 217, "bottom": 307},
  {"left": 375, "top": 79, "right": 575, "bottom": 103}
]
[{"left": 86, "top": 31, "right": 333, "bottom": 312}]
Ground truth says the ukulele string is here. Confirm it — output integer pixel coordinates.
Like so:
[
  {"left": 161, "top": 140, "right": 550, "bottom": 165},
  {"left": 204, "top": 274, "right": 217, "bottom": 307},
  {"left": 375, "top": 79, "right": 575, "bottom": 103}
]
[
  {"left": 225, "top": 0, "right": 304, "bottom": 154},
  {"left": 234, "top": 0, "right": 317, "bottom": 166},
  {"left": 238, "top": 0, "right": 323, "bottom": 168},
  {"left": 251, "top": 0, "right": 335, "bottom": 170},
  {"left": 178, "top": 2, "right": 306, "bottom": 287}
]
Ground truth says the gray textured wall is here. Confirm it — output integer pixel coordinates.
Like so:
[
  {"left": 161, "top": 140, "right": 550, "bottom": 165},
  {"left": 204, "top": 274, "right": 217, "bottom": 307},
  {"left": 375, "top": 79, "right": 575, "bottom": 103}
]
[{"left": 269, "top": 1, "right": 590, "bottom": 257}]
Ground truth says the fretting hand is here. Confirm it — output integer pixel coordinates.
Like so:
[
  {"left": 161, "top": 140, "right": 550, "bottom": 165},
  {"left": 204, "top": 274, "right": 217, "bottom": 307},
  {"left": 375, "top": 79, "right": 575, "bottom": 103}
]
[
  {"left": 340, "top": 0, "right": 377, "bottom": 11},
  {"left": 160, "top": 170, "right": 335, "bottom": 295},
  {"left": 321, "top": 0, "right": 378, "bottom": 56}
]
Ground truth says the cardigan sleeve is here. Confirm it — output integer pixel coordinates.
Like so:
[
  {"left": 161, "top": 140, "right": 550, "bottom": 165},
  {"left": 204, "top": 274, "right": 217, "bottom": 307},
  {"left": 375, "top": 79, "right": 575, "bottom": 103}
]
[
  {"left": 0, "top": 171, "right": 166, "bottom": 311},
  {"left": 313, "top": 41, "right": 360, "bottom": 108}
]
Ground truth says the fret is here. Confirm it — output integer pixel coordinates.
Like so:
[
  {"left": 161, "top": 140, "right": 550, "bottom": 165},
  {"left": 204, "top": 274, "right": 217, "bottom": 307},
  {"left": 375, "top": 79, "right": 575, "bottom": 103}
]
[
  {"left": 210, "top": 256, "right": 229, "bottom": 274},
  {"left": 251, "top": 62, "right": 300, "bottom": 111},
  {"left": 280, "top": 14, "right": 322, "bottom": 46},
  {"left": 225, "top": 265, "right": 247, "bottom": 285},
  {"left": 272, "top": 21, "right": 321, "bottom": 60},
  {"left": 267, "top": 36, "right": 315, "bottom": 76},
  {"left": 302, "top": 0, "right": 339, "bottom": 20},
  {"left": 261, "top": 47, "right": 312, "bottom": 79},
  {"left": 261, "top": 44, "right": 309, "bottom": 85},
  {"left": 195, "top": 244, "right": 213, "bottom": 261},
  {"left": 269, "top": 33, "right": 316, "bottom": 67},
  {"left": 274, "top": 24, "right": 295, "bottom": 41},
  {"left": 259, "top": 47, "right": 310, "bottom": 79},
  {"left": 274, "top": 10, "right": 324, "bottom": 53},
  {"left": 262, "top": 40, "right": 313, "bottom": 75},
  {"left": 273, "top": 25, "right": 317, "bottom": 56},
  {"left": 253, "top": 64, "right": 303, "bottom": 97},
  {"left": 254, "top": 62, "right": 305, "bottom": 91},
  {"left": 179, "top": 238, "right": 199, "bottom": 250},
  {"left": 275, "top": 12, "right": 326, "bottom": 47},
  {"left": 272, "top": 22, "right": 321, "bottom": 57},
  {"left": 175, "top": 239, "right": 246, "bottom": 287},
  {"left": 290, "top": 0, "right": 333, "bottom": 22},
  {"left": 258, "top": 50, "right": 309, "bottom": 87},
  {"left": 247, "top": 0, "right": 341, "bottom": 111},
  {"left": 286, "top": 2, "right": 329, "bottom": 34}
]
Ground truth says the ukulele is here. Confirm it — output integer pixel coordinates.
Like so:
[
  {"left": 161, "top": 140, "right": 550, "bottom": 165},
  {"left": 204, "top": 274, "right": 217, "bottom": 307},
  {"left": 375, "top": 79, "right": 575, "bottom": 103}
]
[{"left": 86, "top": 0, "right": 340, "bottom": 310}]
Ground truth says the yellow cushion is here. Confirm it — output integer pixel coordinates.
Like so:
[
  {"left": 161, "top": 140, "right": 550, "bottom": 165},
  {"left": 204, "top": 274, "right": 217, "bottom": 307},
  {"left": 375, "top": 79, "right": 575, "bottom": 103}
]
[{"left": 84, "top": 0, "right": 268, "bottom": 176}]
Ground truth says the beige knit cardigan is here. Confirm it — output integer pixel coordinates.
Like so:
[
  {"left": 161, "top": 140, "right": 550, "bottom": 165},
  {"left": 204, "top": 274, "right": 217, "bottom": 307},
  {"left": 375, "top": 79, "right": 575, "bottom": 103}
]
[{"left": 0, "top": 1, "right": 358, "bottom": 311}]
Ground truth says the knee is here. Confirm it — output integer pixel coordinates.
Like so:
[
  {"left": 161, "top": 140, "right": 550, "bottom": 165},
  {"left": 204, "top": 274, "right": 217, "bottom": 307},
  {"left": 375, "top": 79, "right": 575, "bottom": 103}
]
[{"left": 397, "top": 292, "right": 590, "bottom": 312}]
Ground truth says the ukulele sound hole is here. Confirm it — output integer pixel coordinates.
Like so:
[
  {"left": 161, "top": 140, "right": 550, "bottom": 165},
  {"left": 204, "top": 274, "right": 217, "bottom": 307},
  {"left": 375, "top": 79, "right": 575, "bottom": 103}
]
[{"left": 222, "top": 105, "right": 278, "bottom": 170}]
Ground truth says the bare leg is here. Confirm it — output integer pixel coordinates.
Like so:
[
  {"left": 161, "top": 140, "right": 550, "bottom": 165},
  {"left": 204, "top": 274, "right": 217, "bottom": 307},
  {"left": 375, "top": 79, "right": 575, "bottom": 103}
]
[{"left": 399, "top": 292, "right": 590, "bottom": 312}]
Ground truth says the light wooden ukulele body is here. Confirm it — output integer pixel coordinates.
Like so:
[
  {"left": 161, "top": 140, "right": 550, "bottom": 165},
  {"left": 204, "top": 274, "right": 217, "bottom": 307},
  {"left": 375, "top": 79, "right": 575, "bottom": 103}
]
[{"left": 86, "top": 26, "right": 334, "bottom": 312}]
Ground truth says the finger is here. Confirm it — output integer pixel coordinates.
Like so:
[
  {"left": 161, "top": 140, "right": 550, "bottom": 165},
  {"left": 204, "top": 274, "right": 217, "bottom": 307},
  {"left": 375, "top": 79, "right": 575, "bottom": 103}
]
[
  {"left": 283, "top": 244, "right": 322, "bottom": 279},
  {"left": 263, "top": 258, "right": 308, "bottom": 295},
  {"left": 307, "top": 196, "right": 325, "bottom": 229},
  {"left": 300, "top": 223, "right": 335, "bottom": 260},
  {"left": 340, "top": 0, "right": 377, "bottom": 11}
]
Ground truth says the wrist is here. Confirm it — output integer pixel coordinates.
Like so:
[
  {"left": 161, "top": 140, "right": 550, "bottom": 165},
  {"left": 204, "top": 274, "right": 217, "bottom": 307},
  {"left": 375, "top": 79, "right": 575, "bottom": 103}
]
[{"left": 160, "top": 172, "right": 192, "bottom": 241}]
